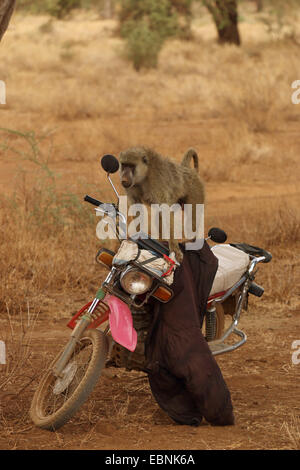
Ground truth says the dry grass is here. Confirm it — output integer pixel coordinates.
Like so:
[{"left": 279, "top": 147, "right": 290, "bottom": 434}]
[
  {"left": 0, "top": 307, "right": 41, "bottom": 440},
  {"left": 0, "top": 7, "right": 300, "bottom": 449},
  {"left": 0, "top": 6, "right": 300, "bottom": 448},
  {"left": 282, "top": 414, "right": 300, "bottom": 450},
  {"left": 0, "top": 7, "right": 299, "bottom": 317},
  {"left": 0, "top": 307, "right": 37, "bottom": 393}
]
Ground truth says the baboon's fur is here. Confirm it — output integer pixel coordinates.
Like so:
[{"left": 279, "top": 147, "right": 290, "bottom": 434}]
[{"left": 119, "top": 146, "right": 205, "bottom": 262}]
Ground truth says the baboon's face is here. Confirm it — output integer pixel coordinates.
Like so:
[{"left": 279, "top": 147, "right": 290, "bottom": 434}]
[
  {"left": 120, "top": 162, "right": 136, "bottom": 188},
  {"left": 119, "top": 148, "right": 149, "bottom": 189}
]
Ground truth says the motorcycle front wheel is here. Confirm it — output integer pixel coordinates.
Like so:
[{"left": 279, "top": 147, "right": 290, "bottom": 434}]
[{"left": 30, "top": 329, "right": 109, "bottom": 431}]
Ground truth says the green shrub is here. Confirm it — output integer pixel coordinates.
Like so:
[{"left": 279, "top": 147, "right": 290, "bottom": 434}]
[
  {"left": 124, "top": 21, "right": 164, "bottom": 70},
  {"left": 120, "top": 0, "right": 179, "bottom": 70},
  {"left": 16, "top": 0, "right": 82, "bottom": 18},
  {"left": 47, "top": 0, "right": 81, "bottom": 19},
  {"left": 120, "top": 0, "right": 179, "bottom": 39}
]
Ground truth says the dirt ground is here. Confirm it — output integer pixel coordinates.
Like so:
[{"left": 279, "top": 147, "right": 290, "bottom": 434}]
[
  {"left": 0, "top": 5, "right": 300, "bottom": 450},
  {"left": 0, "top": 303, "right": 299, "bottom": 450},
  {"left": 0, "top": 177, "right": 299, "bottom": 450}
]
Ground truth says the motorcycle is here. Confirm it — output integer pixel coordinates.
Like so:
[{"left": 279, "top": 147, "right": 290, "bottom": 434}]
[{"left": 30, "top": 154, "right": 272, "bottom": 431}]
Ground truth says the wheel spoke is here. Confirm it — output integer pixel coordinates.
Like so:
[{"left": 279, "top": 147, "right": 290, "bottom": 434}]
[
  {"left": 30, "top": 329, "right": 108, "bottom": 430},
  {"left": 40, "top": 338, "right": 93, "bottom": 417}
]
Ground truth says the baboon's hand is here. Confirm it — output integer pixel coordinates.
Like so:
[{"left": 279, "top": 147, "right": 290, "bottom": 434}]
[
  {"left": 174, "top": 248, "right": 183, "bottom": 264},
  {"left": 169, "top": 241, "right": 183, "bottom": 264}
]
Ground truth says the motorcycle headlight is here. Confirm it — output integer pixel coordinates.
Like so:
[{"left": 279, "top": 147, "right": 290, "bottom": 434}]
[{"left": 120, "top": 267, "right": 153, "bottom": 295}]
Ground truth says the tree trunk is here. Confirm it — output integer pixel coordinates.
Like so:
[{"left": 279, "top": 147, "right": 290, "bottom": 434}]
[
  {"left": 203, "top": 0, "right": 241, "bottom": 46},
  {"left": 255, "top": 0, "right": 263, "bottom": 12},
  {"left": 102, "top": 0, "right": 114, "bottom": 19},
  {"left": 0, "top": 0, "right": 16, "bottom": 42}
]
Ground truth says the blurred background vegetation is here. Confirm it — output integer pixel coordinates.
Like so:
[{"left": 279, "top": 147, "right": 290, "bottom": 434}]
[
  {"left": 0, "top": 0, "right": 299, "bottom": 317},
  {"left": 0, "top": 1, "right": 299, "bottom": 450},
  {"left": 12, "top": 0, "right": 300, "bottom": 69}
]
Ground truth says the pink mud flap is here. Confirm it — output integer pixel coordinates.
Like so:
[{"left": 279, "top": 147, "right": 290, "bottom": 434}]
[{"left": 105, "top": 294, "right": 137, "bottom": 352}]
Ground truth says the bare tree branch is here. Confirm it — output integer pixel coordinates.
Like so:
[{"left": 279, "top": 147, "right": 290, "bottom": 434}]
[{"left": 0, "top": 0, "right": 16, "bottom": 42}]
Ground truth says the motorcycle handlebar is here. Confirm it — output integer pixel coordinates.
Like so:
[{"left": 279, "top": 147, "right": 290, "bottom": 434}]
[
  {"left": 84, "top": 195, "right": 104, "bottom": 207},
  {"left": 261, "top": 250, "right": 272, "bottom": 263}
]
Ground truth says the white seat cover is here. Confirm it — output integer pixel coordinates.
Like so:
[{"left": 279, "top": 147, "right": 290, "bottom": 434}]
[{"left": 210, "top": 244, "right": 250, "bottom": 296}]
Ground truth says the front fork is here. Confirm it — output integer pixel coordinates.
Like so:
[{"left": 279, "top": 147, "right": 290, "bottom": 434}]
[{"left": 53, "top": 288, "right": 107, "bottom": 378}]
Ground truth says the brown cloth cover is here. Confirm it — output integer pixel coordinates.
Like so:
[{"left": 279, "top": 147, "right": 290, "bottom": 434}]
[{"left": 145, "top": 241, "right": 235, "bottom": 426}]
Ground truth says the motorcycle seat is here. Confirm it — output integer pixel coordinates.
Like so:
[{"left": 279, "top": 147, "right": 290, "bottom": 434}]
[{"left": 210, "top": 244, "right": 250, "bottom": 295}]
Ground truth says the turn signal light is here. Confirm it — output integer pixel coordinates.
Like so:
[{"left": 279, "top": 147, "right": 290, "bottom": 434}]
[
  {"left": 152, "top": 285, "right": 173, "bottom": 302},
  {"left": 96, "top": 249, "right": 114, "bottom": 268}
]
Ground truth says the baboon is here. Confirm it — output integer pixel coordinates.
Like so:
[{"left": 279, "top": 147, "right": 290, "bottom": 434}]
[{"left": 119, "top": 146, "right": 205, "bottom": 262}]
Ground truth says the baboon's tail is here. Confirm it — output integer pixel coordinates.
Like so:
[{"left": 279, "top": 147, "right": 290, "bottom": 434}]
[{"left": 181, "top": 148, "right": 199, "bottom": 171}]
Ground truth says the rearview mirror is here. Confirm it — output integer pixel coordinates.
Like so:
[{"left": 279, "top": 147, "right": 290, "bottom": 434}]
[
  {"left": 208, "top": 227, "right": 227, "bottom": 243},
  {"left": 101, "top": 154, "right": 119, "bottom": 174}
]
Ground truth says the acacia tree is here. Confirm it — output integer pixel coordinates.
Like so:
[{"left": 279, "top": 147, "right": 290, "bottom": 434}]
[
  {"left": 203, "top": 0, "right": 241, "bottom": 45},
  {"left": 0, "top": 0, "right": 16, "bottom": 41}
]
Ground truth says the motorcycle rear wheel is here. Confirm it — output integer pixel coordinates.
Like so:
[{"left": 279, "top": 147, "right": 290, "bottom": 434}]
[{"left": 30, "top": 329, "right": 108, "bottom": 431}]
